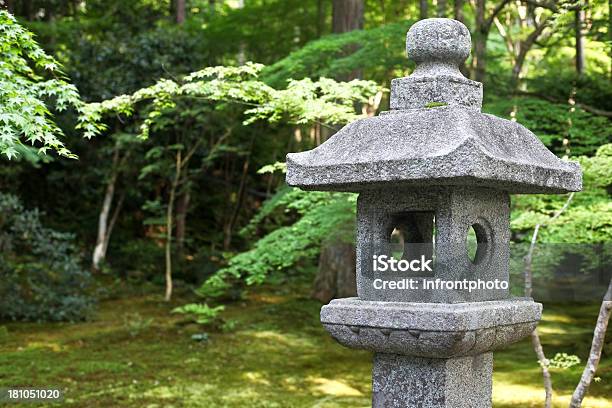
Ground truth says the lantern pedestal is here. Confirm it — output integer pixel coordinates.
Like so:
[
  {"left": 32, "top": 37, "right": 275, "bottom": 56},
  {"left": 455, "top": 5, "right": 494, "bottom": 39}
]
[
  {"left": 321, "top": 298, "right": 541, "bottom": 408},
  {"left": 372, "top": 353, "right": 492, "bottom": 408}
]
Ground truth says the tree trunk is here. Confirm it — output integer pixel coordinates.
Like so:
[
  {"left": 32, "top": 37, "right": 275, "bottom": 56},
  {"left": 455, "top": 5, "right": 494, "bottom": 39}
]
[
  {"left": 21, "top": 0, "right": 33, "bottom": 20},
  {"left": 454, "top": 0, "right": 466, "bottom": 74},
  {"left": 317, "top": 0, "right": 325, "bottom": 37},
  {"left": 569, "top": 278, "right": 612, "bottom": 407},
  {"left": 437, "top": 0, "right": 447, "bottom": 17},
  {"left": 524, "top": 223, "right": 553, "bottom": 408},
  {"left": 474, "top": 0, "right": 487, "bottom": 82},
  {"left": 311, "top": 243, "right": 357, "bottom": 304},
  {"left": 209, "top": 0, "right": 215, "bottom": 16},
  {"left": 332, "top": 0, "right": 364, "bottom": 80},
  {"left": 223, "top": 137, "right": 253, "bottom": 250},
  {"left": 471, "top": 0, "right": 511, "bottom": 82},
  {"left": 103, "top": 190, "right": 125, "bottom": 258},
  {"left": 223, "top": 156, "right": 250, "bottom": 250},
  {"left": 609, "top": 0, "right": 611, "bottom": 80},
  {"left": 92, "top": 149, "right": 120, "bottom": 272},
  {"left": 175, "top": 0, "right": 186, "bottom": 24},
  {"left": 575, "top": 2, "right": 586, "bottom": 76},
  {"left": 165, "top": 150, "right": 182, "bottom": 302},
  {"left": 420, "top": 0, "right": 428, "bottom": 19},
  {"left": 523, "top": 193, "right": 574, "bottom": 408},
  {"left": 332, "top": 0, "right": 364, "bottom": 33},
  {"left": 532, "top": 329, "right": 553, "bottom": 407},
  {"left": 454, "top": 0, "right": 463, "bottom": 22},
  {"left": 175, "top": 189, "right": 191, "bottom": 258},
  {"left": 237, "top": 0, "right": 246, "bottom": 64},
  {"left": 511, "top": 20, "right": 549, "bottom": 90}
]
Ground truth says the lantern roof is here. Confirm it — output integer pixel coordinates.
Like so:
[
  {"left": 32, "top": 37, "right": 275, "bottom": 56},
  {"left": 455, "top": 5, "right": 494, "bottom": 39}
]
[{"left": 286, "top": 18, "right": 582, "bottom": 194}]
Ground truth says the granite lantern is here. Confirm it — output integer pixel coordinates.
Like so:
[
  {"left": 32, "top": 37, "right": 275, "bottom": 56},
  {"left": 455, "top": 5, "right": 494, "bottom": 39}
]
[{"left": 286, "top": 18, "right": 582, "bottom": 408}]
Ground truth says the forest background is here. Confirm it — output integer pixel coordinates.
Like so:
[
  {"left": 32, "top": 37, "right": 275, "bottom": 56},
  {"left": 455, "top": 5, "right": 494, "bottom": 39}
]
[{"left": 0, "top": 1, "right": 610, "bottom": 407}]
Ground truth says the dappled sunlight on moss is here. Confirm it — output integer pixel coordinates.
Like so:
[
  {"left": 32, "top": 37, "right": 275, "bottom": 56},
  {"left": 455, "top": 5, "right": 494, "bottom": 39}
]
[
  {"left": 0, "top": 289, "right": 609, "bottom": 407},
  {"left": 247, "top": 329, "right": 318, "bottom": 349},
  {"left": 243, "top": 371, "right": 272, "bottom": 386},
  {"left": 493, "top": 382, "right": 611, "bottom": 408},
  {"left": 248, "top": 293, "right": 290, "bottom": 304},
  {"left": 24, "top": 341, "right": 65, "bottom": 352},
  {"left": 538, "top": 325, "right": 572, "bottom": 335},
  {"left": 308, "top": 377, "right": 364, "bottom": 397},
  {"left": 542, "top": 313, "right": 575, "bottom": 324}
]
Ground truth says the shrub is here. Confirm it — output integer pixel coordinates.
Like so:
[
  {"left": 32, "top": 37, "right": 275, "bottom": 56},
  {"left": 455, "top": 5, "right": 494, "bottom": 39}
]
[
  {"left": 171, "top": 303, "right": 225, "bottom": 326},
  {"left": 123, "top": 312, "right": 154, "bottom": 337},
  {"left": 0, "top": 193, "right": 94, "bottom": 322},
  {"left": 114, "top": 239, "right": 165, "bottom": 281}
]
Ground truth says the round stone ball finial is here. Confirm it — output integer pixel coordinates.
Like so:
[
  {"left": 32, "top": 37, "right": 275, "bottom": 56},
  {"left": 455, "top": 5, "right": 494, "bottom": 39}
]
[{"left": 406, "top": 18, "right": 471, "bottom": 77}]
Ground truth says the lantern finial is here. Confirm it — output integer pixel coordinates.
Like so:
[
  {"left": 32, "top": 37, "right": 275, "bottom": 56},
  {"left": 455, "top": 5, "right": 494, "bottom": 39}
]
[
  {"left": 406, "top": 18, "right": 471, "bottom": 79},
  {"left": 391, "top": 18, "right": 483, "bottom": 111}
]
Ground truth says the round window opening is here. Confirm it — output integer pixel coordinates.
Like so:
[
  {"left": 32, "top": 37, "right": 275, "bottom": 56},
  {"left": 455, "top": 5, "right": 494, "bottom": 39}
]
[{"left": 466, "top": 223, "right": 489, "bottom": 265}]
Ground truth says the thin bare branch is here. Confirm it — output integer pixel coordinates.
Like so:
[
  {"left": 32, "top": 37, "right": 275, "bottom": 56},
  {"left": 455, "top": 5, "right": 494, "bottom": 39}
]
[
  {"left": 569, "top": 279, "right": 612, "bottom": 407},
  {"left": 524, "top": 192, "right": 575, "bottom": 408},
  {"left": 484, "top": 0, "right": 513, "bottom": 32}
]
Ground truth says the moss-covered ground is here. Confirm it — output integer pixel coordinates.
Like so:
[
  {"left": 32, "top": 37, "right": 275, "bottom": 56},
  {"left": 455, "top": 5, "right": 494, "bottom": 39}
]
[{"left": 0, "top": 281, "right": 610, "bottom": 407}]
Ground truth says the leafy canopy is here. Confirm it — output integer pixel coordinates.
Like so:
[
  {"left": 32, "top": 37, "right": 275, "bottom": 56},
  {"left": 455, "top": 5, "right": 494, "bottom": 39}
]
[
  {"left": 0, "top": 11, "right": 84, "bottom": 159},
  {"left": 79, "top": 62, "right": 382, "bottom": 139},
  {"left": 198, "top": 186, "right": 357, "bottom": 298}
]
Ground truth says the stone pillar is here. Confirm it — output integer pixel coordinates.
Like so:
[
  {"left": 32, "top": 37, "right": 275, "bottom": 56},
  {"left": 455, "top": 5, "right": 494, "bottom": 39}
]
[{"left": 372, "top": 353, "right": 492, "bottom": 408}]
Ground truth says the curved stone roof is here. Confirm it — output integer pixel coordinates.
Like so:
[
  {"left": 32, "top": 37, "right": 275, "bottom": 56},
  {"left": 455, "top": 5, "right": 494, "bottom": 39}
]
[
  {"left": 286, "top": 106, "right": 582, "bottom": 193},
  {"left": 286, "top": 18, "right": 582, "bottom": 194}
]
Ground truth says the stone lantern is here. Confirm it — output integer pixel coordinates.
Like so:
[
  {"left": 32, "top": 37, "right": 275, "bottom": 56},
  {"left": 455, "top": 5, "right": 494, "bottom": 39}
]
[{"left": 286, "top": 18, "right": 582, "bottom": 408}]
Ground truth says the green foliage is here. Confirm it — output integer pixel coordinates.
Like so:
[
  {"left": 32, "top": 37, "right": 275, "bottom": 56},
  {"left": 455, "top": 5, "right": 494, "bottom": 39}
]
[
  {"left": 542, "top": 202, "right": 612, "bottom": 243},
  {"left": 221, "top": 319, "right": 238, "bottom": 333},
  {"left": 0, "top": 11, "right": 84, "bottom": 159},
  {"left": 197, "top": 98, "right": 611, "bottom": 301},
  {"left": 172, "top": 303, "right": 225, "bottom": 325},
  {"left": 79, "top": 63, "right": 382, "bottom": 139},
  {"left": 75, "top": 64, "right": 380, "bottom": 297},
  {"left": 527, "top": 72, "right": 612, "bottom": 112},
  {"left": 263, "top": 22, "right": 413, "bottom": 87},
  {"left": 2, "top": 0, "right": 611, "bottom": 321},
  {"left": 197, "top": 188, "right": 356, "bottom": 298},
  {"left": 114, "top": 239, "right": 165, "bottom": 281},
  {"left": 257, "top": 161, "right": 287, "bottom": 174},
  {"left": 239, "top": 185, "right": 298, "bottom": 238},
  {"left": 204, "top": 0, "right": 326, "bottom": 66},
  {"left": 0, "top": 193, "right": 94, "bottom": 322},
  {"left": 51, "top": 21, "right": 211, "bottom": 101},
  {"left": 122, "top": 312, "right": 154, "bottom": 338},
  {"left": 511, "top": 144, "right": 612, "bottom": 244},
  {"left": 511, "top": 197, "right": 612, "bottom": 244},
  {"left": 580, "top": 143, "right": 612, "bottom": 191},
  {"left": 547, "top": 353, "right": 582, "bottom": 370},
  {"left": 485, "top": 97, "right": 612, "bottom": 157}
]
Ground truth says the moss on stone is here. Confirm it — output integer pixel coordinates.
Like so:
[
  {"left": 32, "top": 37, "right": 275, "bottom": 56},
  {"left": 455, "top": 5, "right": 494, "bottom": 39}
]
[{"left": 425, "top": 102, "right": 449, "bottom": 108}]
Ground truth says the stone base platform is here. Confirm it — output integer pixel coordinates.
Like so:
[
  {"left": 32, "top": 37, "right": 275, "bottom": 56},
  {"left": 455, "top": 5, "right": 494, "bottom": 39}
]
[{"left": 321, "top": 297, "right": 541, "bottom": 358}]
